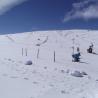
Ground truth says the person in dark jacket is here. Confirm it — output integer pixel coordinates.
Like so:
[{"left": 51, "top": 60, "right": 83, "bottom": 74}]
[
  {"left": 72, "top": 53, "right": 81, "bottom": 62},
  {"left": 87, "top": 43, "right": 93, "bottom": 53},
  {"left": 72, "top": 47, "right": 81, "bottom": 62}
]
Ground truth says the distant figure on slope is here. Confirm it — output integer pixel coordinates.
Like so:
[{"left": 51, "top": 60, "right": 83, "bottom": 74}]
[
  {"left": 72, "top": 47, "right": 81, "bottom": 62},
  {"left": 87, "top": 43, "right": 93, "bottom": 53}
]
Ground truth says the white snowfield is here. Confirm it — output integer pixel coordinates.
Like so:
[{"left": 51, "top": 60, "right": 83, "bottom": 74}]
[{"left": 0, "top": 30, "right": 98, "bottom": 98}]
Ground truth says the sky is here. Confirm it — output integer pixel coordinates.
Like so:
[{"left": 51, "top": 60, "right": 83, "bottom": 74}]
[{"left": 0, "top": 0, "right": 98, "bottom": 34}]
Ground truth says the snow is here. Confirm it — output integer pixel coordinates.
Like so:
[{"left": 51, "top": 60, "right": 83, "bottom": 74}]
[{"left": 0, "top": 30, "right": 98, "bottom": 98}]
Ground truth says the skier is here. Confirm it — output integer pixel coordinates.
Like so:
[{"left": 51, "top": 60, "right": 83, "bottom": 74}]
[
  {"left": 87, "top": 43, "right": 93, "bottom": 53},
  {"left": 72, "top": 47, "right": 81, "bottom": 62}
]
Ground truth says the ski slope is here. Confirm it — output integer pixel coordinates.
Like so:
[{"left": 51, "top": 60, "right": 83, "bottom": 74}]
[{"left": 0, "top": 30, "right": 98, "bottom": 98}]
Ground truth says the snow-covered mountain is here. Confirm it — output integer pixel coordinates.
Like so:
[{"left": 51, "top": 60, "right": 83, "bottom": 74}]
[{"left": 0, "top": 30, "right": 98, "bottom": 98}]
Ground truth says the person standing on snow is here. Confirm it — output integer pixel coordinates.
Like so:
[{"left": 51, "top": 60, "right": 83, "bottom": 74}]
[
  {"left": 72, "top": 47, "right": 81, "bottom": 62},
  {"left": 87, "top": 43, "right": 94, "bottom": 53}
]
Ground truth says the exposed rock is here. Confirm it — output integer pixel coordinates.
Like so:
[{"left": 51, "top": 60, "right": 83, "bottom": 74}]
[
  {"left": 25, "top": 60, "right": 32, "bottom": 65},
  {"left": 71, "top": 71, "right": 84, "bottom": 77},
  {"left": 81, "top": 71, "right": 88, "bottom": 75}
]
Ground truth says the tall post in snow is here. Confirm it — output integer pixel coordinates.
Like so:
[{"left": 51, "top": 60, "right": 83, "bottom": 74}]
[
  {"left": 22, "top": 48, "right": 23, "bottom": 56},
  {"left": 54, "top": 51, "right": 55, "bottom": 63},
  {"left": 37, "top": 48, "right": 40, "bottom": 59},
  {"left": 25, "top": 48, "right": 28, "bottom": 56},
  {"left": 72, "top": 38, "right": 75, "bottom": 54},
  {"left": 22, "top": 48, "right": 28, "bottom": 56}
]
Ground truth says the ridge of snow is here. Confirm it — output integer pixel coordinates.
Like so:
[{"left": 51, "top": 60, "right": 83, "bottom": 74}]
[{"left": 0, "top": 30, "right": 98, "bottom": 98}]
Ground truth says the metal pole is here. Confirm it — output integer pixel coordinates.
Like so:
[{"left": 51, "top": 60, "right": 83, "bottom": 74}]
[
  {"left": 72, "top": 38, "right": 75, "bottom": 54},
  {"left": 25, "top": 48, "right": 28, "bottom": 56},
  {"left": 37, "top": 48, "right": 40, "bottom": 59},
  {"left": 22, "top": 48, "right": 23, "bottom": 56},
  {"left": 54, "top": 51, "right": 55, "bottom": 62}
]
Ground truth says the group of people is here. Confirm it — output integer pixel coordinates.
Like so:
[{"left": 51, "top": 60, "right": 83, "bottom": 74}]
[{"left": 72, "top": 43, "right": 94, "bottom": 62}]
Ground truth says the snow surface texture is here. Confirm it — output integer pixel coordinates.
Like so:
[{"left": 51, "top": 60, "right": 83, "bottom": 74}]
[{"left": 0, "top": 30, "right": 98, "bottom": 98}]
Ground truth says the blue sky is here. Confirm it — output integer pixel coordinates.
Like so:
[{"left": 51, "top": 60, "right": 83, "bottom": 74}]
[{"left": 0, "top": 0, "right": 98, "bottom": 34}]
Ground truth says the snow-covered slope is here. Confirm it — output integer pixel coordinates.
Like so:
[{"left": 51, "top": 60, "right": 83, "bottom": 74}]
[{"left": 0, "top": 30, "right": 98, "bottom": 98}]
